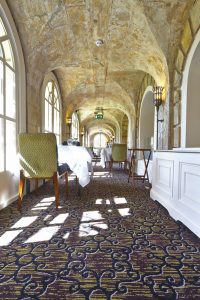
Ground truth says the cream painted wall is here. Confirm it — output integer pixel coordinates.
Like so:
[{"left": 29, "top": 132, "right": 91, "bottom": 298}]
[
  {"left": 139, "top": 91, "right": 154, "bottom": 149},
  {"left": 186, "top": 41, "right": 200, "bottom": 147}
]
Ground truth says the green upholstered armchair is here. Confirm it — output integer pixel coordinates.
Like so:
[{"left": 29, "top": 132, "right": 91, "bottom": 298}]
[
  {"left": 109, "top": 144, "right": 127, "bottom": 173},
  {"left": 18, "top": 133, "right": 68, "bottom": 210}
]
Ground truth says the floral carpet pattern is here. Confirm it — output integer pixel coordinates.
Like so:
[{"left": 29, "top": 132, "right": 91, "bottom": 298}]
[{"left": 0, "top": 165, "right": 199, "bottom": 299}]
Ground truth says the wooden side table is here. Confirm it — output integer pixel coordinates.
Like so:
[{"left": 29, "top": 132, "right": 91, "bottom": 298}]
[{"left": 128, "top": 148, "right": 152, "bottom": 185}]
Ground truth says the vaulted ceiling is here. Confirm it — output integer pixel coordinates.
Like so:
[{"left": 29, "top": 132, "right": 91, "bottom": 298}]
[{"left": 7, "top": 0, "right": 194, "bottom": 138}]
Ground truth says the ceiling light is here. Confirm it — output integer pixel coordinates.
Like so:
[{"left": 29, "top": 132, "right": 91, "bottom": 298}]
[{"left": 95, "top": 39, "right": 104, "bottom": 47}]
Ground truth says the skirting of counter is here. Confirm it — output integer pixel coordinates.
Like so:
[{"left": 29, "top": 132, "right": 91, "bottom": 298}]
[{"left": 150, "top": 150, "right": 200, "bottom": 238}]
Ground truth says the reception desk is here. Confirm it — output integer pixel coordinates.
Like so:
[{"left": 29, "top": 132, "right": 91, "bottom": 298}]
[{"left": 150, "top": 149, "right": 200, "bottom": 237}]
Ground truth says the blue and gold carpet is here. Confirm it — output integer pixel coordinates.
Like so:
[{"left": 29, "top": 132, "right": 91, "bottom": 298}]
[{"left": 0, "top": 166, "right": 199, "bottom": 299}]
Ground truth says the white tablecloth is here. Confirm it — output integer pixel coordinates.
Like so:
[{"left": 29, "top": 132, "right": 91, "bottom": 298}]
[{"left": 58, "top": 145, "right": 93, "bottom": 187}]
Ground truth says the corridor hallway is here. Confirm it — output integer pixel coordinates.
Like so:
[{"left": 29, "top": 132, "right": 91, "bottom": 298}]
[{"left": 0, "top": 165, "right": 199, "bottom": 300}]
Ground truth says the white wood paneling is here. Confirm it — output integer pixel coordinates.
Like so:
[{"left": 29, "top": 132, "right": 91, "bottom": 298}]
[
  {"left": 179, "top": 162, "right": 200, "bottom": 206},
  {"left": 151, "top": 150, "right": 200, "bottom": 237},
  {"left": 155, "top": 159, "right": 174, "bottom": 197}
]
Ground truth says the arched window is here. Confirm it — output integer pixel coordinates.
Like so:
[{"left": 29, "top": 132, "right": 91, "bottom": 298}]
[
  {"left": 71, "top": 112, "right": 79, "bottom": 140},
  {"left": 0, "top": 17, "right": 16, "bottom": 173},
  {"left": 93, "top": 133, "right": 107, "bottom": 148},
  {"left": 0, "top": 0, "right": 25, "bottom": 207},
  {"left": 42, "top": 73, "right": 61, "bottom": 143}
]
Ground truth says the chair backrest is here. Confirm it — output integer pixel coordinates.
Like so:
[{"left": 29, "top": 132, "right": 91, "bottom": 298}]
[
  {"left": 18, "top": 133, "right": 57, "bottom": 178},
  {"left": 112, "top": 144, "right": 127, "bottom": 162}
]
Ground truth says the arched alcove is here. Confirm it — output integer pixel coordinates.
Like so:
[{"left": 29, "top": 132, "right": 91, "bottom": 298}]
[
  {"left": 139, "top": 90, "right": 154, "bottom": 149},
  {"left": 181, "top": 29, "right": 200, "bottom": 148}
]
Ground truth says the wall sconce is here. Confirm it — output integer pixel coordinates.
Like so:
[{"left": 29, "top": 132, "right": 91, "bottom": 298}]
[
  {"left": 66, "top": 117, "right": 72, "bottom": 135},
  {"left": 153, "top": 86, "right": 164, "bottom": 149}
]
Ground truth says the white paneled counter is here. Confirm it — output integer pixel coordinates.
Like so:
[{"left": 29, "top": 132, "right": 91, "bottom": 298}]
[{"left": 150, "top": 149, "right": 200, "bottom": 237}]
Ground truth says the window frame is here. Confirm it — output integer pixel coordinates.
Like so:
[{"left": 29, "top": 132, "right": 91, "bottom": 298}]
[
  {"left": 71, "top": 112, "right": 79, "bottom": 140},
  {"left": 0, "top": 0, "right": 26, "bottom": 207},
  {"left": 41, "top": 72, "right": 62, "bottom": 144}
]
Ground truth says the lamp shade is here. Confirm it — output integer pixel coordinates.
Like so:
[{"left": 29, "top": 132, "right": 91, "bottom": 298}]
[{"left": 153, "top": 86, "right": 164, "bottom": 107}]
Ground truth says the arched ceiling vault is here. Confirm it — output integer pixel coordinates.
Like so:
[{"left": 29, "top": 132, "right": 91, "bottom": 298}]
[
  {"left": 84, "top": 119, "right": 117, "bottom": 138},
  {"left": 7, "top": 0, "right": 194, "bottom": 131},
  {"left": 88, "top": 127, "right": 114, "bottom": 139}
]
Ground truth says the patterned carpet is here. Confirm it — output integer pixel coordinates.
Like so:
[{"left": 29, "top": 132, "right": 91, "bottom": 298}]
[{"left": 0, "top": 164, "right": 199, "bottom": 300}]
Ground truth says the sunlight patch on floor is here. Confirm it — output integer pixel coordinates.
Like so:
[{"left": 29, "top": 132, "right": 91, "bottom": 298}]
[
  {"left": 49, "top": 213, "right": 69, "bottom": 225},
  {"left": 43, "top": 215, "right": 52, "bottom": 221},
  {"left": 11, "top": 216, "right": 38, "bottom": 229},
  {"left": 34, "top": 202, "right": 53, "bottom": 207},
  {"left": 63, "top": 232, "right": 70, "bottom": 239},
  {"left": 24, "top": 226, "right": 60, "bottom": 243},
  {"left": 79, "top": 222, "right": 108, "bottom": 237},
  {"left": 118, "top": 208, "right": 131, "bottom": 216},
  {"left": 95, "top": 199, "right": 110, "bottom": 205},
  {"left": 0, "top": 230, "right": 23, "bottom": 246},
  {"left": 81, "top": 211, "right": 104, "bottom": 222},
  {"left": 93, "top": 171, "right": 110, "bottom": 178},
  {"left": 31, "top": 207, "right": 49, "bottom": 211},
  {"left": 114, "top": 197, "right": 127, "bottom": 204},
  {"left": 40, "top": 197, "right": 55, "bottom": 203}
]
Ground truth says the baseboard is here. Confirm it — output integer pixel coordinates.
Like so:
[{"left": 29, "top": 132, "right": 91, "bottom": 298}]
[
  {"left": 0, "top": 193, "right": 18, "bottom": 211},
  {"left": 150, "top": 189, "right": 200, "bottom": 238}
]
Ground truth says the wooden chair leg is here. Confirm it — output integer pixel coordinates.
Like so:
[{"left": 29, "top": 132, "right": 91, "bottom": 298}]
[
  {"left": 65, "top": 172, "right": 68, "bottom": 195},
  {"left": 35, "top": 178, "right": 38, "bottom": 190},
  {"left": 18, "top": 171, "right": 25, "bottom": 211},
  {"left": 75, "top": 176, "right": 79, "bottom": 192},
  {"left": 53, "top": 172, "right": 59, "bottom": 209},
  {"left": 109, "top": 161, "right": 113, "bottom": 173}
]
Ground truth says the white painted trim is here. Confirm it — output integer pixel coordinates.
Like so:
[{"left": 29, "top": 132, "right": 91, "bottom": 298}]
[{"left": 181, "top": 28, "right": 200, "bottom": 148}]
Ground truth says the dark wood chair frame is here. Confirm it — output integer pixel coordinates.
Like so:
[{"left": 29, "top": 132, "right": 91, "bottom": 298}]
[{"left": 128, "top": 148, "right": 152, "bottom": 185}]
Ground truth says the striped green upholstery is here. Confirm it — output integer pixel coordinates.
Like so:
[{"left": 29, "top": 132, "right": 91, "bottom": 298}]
[
  {"left": 112, "top": 144, "right": 127, "bottom": 162},
  {"left": 18, "top": 133, "right": 57, "bottom": 178}
]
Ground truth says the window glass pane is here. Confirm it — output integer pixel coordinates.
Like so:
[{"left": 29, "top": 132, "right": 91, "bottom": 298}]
[
  {"left": 0, "top": 61, "right": 3, "bottom": 114},
  {"left": 0, "top": 118, "right": 4, "bottom": 171},
  {"left": 45, "top": 86, "right": 49, "bottom": 99},
  {"left": 5, "top": 66, "right": 15, "bottom": 118},
  {"left": 0, "top": 18, "right": 7, "bottom": 37},
  {"left": 48, "top": 92, "right": 52, "bottom": 104},
  {"left": 54, "top": 87, "right": 58, "bottom": 101},
  {"left": 47, "top": 81, "right": 52, "bottom": 93},
  {"left": 48, "top": 102, "right": 52, "bottom": 131},
  {"left": 2, "top": 40, "right": 14, "bottom": 68},
  {"left": 0, "top": 44, "right": 3, "bottom": 58},
  {"left": 6, "top": 120, "right": 16, "bottom": 172},
  {"left": 45, "top": 100, "right": 48, "bottom": 130},
  {"left": 54, "top": 109, "right": 59, "bottom": 134}
]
